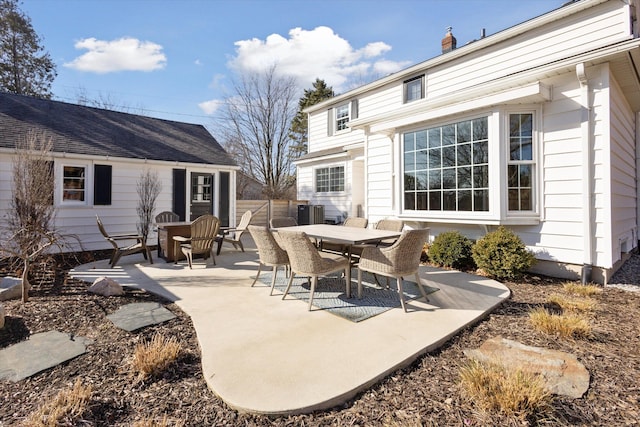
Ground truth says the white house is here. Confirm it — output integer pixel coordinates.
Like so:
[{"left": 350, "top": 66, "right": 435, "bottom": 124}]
[
  {"left": 297, "top": 0, "right": 640, "bottom": 284},
  {"left": 0, "top": 92, "right": 238, "bottom": 253}
]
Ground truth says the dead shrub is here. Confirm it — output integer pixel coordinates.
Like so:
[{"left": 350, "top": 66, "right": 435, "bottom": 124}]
[
  {"left": 459, "top": 359, "right": 553, "bottom": 422},
  {"left": 132, "top": 333, "right": 182, "bottom": 378},
  {"left": 529, "top": 307, "right": 592, "bottom": 339},
  {"left": 22, "top": 378, "right": 92, "bottom": 426},
  {"left": 548, "top": 293, "right": 596, "bottom": 313},
  {"left": 562, "top": 282, "right": 602, "bottom": 297}
]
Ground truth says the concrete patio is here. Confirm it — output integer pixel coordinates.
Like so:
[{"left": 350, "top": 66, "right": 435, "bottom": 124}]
[{"left": 69, "top": 236, "right": 510, "bottom": 415}]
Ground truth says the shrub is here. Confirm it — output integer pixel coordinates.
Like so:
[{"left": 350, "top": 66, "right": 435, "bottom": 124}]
[
  {"left": 529, "top": 307, "right": 592, "bottom": 339},
  {"left": 428, "top": 230, "right": 475, "bottom": 270},
  {"left": 472, "top": 226, "right": 535, "bottom": 280},
  {"left": 132, "top": 333, "right": 182, "bottom": 379},
  {"left": 23, "top": 379, "right": 92, "bottom": 426},
  {"left": 459, "top": 359, "right": 553, "bottom": 421},
  {"left": 563, "top": 282, "right": 602, "bottom": 297}
]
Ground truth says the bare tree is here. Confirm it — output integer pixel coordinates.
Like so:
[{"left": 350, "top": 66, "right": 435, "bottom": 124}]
[
  {"left": 217, "top": 66, "right": 298, "bottom": 199},
  {"left": 136, "top": 169, "right": 161, "bottom": 244},
  {"left": 74, "top": 86, "right": 145, "bottom": 115},
  {"left": 1, "top": 131, "right": 73, "bottom": 302}
]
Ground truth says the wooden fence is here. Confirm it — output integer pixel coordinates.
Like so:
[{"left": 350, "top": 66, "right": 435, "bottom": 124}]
[{"left": 236, "top": 200, "right": 308, "bottom": 226}]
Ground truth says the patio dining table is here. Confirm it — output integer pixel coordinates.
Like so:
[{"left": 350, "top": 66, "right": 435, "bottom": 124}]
[{"left": 273, "top": 223, "right": 402, "bottom": 298}]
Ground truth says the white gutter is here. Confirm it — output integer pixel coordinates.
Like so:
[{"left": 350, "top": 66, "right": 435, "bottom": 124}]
[
  {"left": 577, "top": 63, "right": 594, "bottom": 283},
  {"left": 0, "top": 147, "right": 240, "bottom": 170}
]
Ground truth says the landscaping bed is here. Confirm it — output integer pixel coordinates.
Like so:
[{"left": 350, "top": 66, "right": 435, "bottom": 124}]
[{"left": 1, "top": 252, "right": 639, "bottom": 426}]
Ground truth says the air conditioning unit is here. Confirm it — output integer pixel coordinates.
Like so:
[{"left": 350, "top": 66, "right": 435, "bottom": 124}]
[
  {"left": 297, "top": 204, "right": 325, "bottom": 225},
  {"left": 312, "top": 205, "right": 325, "bottom": 224}
]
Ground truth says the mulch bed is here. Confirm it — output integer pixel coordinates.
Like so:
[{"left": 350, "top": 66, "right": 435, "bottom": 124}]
[{"left": 1, "top": 252, "right": 639, "bottom": 426}]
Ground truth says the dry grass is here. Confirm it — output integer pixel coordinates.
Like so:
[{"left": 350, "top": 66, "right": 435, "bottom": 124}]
[
  {"left": 22, "top": 379, "right": 92, "bottom": 427},
  {"left": 547, "top": 293, "right": 596, "bottom": 312},
  {"left": 458, "top": 359, "right": 553, "bottom": 422},
  {"left": 562, "top": 282, "right": 602, "bottom": 297},
  {"left": 529, "top": 307, "right": 592, "bottom": 339},
  {"left": 131, "top": 333, "right": 182, "bottom": 378}
]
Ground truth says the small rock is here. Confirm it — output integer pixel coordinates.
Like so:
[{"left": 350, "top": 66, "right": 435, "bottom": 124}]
[
  {"left": 0, "top": 277, "right": 24, "bottom": 301},
  {"left": 464, "top": 336, "right": 590, "bottom": 398},
  {"left": 0, "top": 303, "right": 5, "bottom": 329},
  {"left": 88, "top": 276, "right": 124, "bottom": 296}
]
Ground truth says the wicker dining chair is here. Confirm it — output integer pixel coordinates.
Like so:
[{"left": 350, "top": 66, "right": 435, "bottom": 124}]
[
  {"left": 356, "top": 228, "right": 430, "bottom": 312},
  {"left": 278, "top": 231, "right": 351, "bottom": 311},
  {"left": 178, "top": 214, "right": 220, "bottom": 269},
  {"left": 248, "top": 225, "right": 290, "bottom": 295},
  {"left": 155, "top": 211, "right": 180, "bottom": 224},
  {"left": 269, "top": 216, "right": 298, "bottom": 228},
  {"left": 320, "top": 216, "right": 369, "bottom": 254}
]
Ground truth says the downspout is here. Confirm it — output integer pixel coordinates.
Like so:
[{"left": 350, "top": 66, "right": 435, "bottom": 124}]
[
  {"left": 577, "top": 63, "right": 594, "bottom": 284},
  {"left": 636, "top": 111, "right": 640, "bottom": 249}
]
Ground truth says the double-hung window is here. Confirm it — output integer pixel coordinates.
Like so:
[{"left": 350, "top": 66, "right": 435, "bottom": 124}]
[
  {"left": 508, "top": 113, "right": 534, "bottom": 211},
  {"left": 62, "top": 165, "right": 87, "bottom": 203},
  {"left": 335, "top": 104, "right": 350, "bottom": 131},
  {"left": 404, "top": 75, "right": 425, "bottom": 103},
  {"left": 316, "top": 165, "right": 345, "bottom": 193}
]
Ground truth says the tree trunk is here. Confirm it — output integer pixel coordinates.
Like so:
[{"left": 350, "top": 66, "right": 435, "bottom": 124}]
[{"left": 21, "top": 260, "right": 31, "bottom": 303}]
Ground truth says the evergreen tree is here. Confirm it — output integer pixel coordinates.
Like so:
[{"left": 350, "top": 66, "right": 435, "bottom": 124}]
[
  {"left": 289, "top": 78, "right": 334, "bottom": 158},
  {"left": 0, "top": 0, "right": 56, "bottom": 98}
]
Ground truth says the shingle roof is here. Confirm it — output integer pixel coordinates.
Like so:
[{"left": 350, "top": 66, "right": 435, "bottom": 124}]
[{"left": 0, "top": 92, "right": 237, "bottom": 167}]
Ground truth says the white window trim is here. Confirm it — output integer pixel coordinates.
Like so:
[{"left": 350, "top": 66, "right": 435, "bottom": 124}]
[
  {"left": 314, "top": 163, "right": 346, "bottom": 194},
  {"left": 58, "top": 162, "right": 92, "bottom": 206},
  {"left": 396, "top": 107, "right": 542, "bottom": 225},
  {"left": 502, "top": 106, "right": 542, "bottom": 220},
  {"left": 403, "top": 74, "right": 425, "bottom": 103}
]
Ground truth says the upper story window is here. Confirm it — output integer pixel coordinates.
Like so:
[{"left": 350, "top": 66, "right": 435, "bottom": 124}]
[
  {"left": 62, "top": 165, "right": 86, "bottom": 202},
  {"left": 404, "top": 75, "right": 425, "bottom": 103},
  {"left": 328, "top": 100, "right": 358, "bottom": 135},
  {"left": 403, "top": 116, "right": 489, "bottom": 212},
  {"left": 316, "top": 165, "right": 345, "bottom": 193},
  {"left": 508, "top": 113, "right": 534, "bottom": 211},
  {"left": 335, "top": 103, "right": 350, "bottom": 131}
]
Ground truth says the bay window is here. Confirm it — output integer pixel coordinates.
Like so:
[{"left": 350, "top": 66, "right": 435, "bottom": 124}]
[{"left": 402, "top": 110, "right": 537, "bottom": 220}]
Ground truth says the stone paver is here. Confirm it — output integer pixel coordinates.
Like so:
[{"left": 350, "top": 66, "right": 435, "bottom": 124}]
[
  {"left": 0, "top": 330, "right": 92, "bottom": 382},
  {"left": 106, "top": 302, "right": 175, "bottom": 332},
  {"left": 464, "top": 337, "right": 590, "bottom": 398}
]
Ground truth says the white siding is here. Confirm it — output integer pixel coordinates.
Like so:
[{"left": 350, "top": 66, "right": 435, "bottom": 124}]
[
  {"left": 0, "top": 154, "right": 235, "bottom": 253},
  {"left": 609, "top": 71, "right": 638, "bottom": 257}
]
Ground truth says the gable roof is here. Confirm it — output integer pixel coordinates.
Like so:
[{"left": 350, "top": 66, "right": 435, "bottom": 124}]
[{"left": 0, "top": 92, "right": 237, "bottom": 167}]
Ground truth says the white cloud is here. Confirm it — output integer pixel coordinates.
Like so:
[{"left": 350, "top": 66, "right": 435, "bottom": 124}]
[
  {"left": 198, "top": 99, "right": 224, "bottom": 115},
  {"left": 64, "top": 37, "right": 167, "bottom": 73},
  {"left": 228, "top": 26, "right": 407, "bottom": 92}
]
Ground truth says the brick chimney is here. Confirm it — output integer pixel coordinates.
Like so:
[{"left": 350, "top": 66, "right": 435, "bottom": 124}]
[{"left": 441, "top": 26, "right": 457, "bottom": 53}]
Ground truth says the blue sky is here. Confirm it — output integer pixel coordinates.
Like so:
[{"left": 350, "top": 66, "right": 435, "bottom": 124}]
[{"left": 22, "top": 0, "right": 564, "bottom": 126}]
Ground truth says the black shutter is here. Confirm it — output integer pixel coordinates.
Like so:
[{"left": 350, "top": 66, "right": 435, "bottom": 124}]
[
  {"left": 94, "top": 164, "right": 112, "bottom": 205},
  {"left": 173, "top": 168, "right": 186, "bottom": 221},
  {"left": 219, "top": 172, "right": 230, "bottom": 227},
  {"left": 45, "top": 161, "right": 54, "bottom": 205}
]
